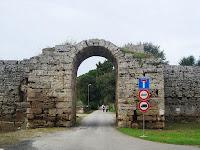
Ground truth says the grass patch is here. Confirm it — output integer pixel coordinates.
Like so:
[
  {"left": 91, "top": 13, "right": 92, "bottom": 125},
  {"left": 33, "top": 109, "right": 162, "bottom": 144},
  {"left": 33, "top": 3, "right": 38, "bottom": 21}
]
[
  {"left": 0, "top": 127, "right": 66, "bottom": 147},
  {"left": 118, "top": 122, "right": 200, "bottom": 146},
  {"left": 121, "top": 48, "right": 152, "bottom": 59}
]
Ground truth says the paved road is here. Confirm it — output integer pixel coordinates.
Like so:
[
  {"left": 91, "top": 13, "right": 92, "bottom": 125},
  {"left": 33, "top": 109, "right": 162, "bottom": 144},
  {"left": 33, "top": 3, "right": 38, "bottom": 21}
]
[{"left": 5, "top": 110, "right": 200, "bottom": 150}]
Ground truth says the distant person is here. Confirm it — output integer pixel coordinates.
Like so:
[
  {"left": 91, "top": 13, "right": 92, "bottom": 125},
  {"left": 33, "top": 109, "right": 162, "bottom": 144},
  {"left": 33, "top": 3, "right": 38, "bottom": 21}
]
[{"left": 102, "top": 104, "right": 105, "bottom": 112}]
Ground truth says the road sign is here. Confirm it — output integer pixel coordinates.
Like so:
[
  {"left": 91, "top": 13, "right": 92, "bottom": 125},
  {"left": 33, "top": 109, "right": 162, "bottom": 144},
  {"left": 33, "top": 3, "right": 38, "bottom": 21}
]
[
  {"left": 138, "top": 101, "right": 150, "bottom": 113},
  {"left": 138, "top": 78, "right": 150, "bottom": 89},
  {"left": 138, "top": 90, "right": 150, "bottom": 101}
]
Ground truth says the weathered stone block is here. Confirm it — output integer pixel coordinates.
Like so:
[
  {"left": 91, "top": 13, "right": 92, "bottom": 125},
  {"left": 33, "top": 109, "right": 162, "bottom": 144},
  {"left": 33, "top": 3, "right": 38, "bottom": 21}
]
[{"left": 48, "top": 109, "right": 57, "bottom": 116}]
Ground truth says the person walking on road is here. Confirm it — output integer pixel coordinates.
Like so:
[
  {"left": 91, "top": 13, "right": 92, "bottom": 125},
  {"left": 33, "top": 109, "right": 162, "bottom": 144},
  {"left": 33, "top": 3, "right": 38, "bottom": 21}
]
[{"left": 102, "top": 104, "right": 105, "bottom": 112}]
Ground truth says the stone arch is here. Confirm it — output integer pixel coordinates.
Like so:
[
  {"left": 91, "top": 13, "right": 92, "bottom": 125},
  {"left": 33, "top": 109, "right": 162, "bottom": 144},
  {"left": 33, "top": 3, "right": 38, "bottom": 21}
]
[
  {"left": 70, "top": 39, "right": 123, "bottom": 125},
  {"left": 72, "top": 39, "right": 123, "bottom": 68}
]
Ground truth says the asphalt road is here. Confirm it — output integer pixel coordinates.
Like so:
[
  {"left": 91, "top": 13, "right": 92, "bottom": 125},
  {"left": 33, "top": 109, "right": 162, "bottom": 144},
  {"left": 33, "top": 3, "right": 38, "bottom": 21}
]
[{"left": 5, "top": 110, "right": 200, "bottom": 150}]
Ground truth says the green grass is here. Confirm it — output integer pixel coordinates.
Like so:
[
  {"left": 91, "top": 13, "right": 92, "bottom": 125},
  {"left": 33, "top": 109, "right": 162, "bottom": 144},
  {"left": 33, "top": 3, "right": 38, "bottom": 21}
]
[
  {"left": 121, "top": 48, "right": 152, "bottom": 59},
  {"left": 118, "top": 122, "right": 200, "bottom": 146}
]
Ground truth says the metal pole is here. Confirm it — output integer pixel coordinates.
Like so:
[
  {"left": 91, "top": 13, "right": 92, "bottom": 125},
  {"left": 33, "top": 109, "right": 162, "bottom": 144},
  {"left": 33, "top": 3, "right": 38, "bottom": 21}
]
[
  {"left": 140, "top": 113, "right": 147, "bottom": 137},
  {"left": 143, "top": 113, "right": 145, "bottom": 136},
  {"left": 88, "top": 84, "right": 91, "bottom": 107},
  {"left": 88, "top": 85, "right": 89, "bottom": 107}
]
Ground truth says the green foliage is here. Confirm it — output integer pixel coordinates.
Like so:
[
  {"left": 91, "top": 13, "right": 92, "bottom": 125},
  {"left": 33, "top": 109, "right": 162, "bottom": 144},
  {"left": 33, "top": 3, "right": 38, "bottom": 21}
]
[
  {"left": 77, "top": 60, "right": 115, "bottom": 109},
  {"left": 143, "top": 42, "right": 166, "bottom": 63},
  {"left": 108, "top": 103, "right": 116, "bottom": 112},
  {"left": 121, "top": 42, "right": 167, "bottom": 63},
  {"left": 179, "top": 55, "right": 199, "bottom": 66},
  {"left": 118, "top": 122, "right": 200, "bottom": 145},
  {"left": 121, "top": 48, "right": 152, "bottom": 59},
  {"left": 76, "top": 70, "right": 97, "bottom": 109},
  {"left": 96, "top": 61, "right": 114, "bottom": 76},
  {"left": 96, "top": 72, "right": 115, "bottom": 105}
]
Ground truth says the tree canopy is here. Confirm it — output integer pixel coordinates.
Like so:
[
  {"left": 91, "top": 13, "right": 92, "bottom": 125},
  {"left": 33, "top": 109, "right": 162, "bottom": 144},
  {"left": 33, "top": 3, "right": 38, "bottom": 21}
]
[
  {"left": 143, "top": 42, "right": 166, "bottom": 63},
  {"left": 122, "top": 42, "right": 167, "bottom": 63},
  {"left": 76, "top": 60, "right": 115, "bottom": 109},
  {"left": 179, "top": 55, "right": 200, "bottom": 66}
]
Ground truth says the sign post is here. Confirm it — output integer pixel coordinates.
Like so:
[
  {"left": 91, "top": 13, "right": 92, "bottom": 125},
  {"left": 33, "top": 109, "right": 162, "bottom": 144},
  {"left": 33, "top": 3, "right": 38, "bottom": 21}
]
[
  {"left": 142, "top": 113, "right": 145, "bottom": 137},
  {"left": 137, "top": 101, "right": 150, "bottom": 137},
  {"left": 137, "top": 77, "right": 150, "bottom": 137}
]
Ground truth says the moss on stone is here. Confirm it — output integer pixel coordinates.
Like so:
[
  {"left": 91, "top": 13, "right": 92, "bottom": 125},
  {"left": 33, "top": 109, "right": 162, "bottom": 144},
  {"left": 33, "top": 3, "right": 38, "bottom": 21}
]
[{"left": 120, "top": 48, "right": 152, "bottom": 59}]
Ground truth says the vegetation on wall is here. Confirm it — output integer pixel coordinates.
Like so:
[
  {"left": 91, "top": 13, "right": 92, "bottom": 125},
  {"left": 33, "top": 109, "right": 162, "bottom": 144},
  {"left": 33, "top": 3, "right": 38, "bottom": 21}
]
[
  {"left": 179, "top": 55, "right": 200, "bottom": 66},
  {"left": 143, "top": 42, "right": 166, "bottom": 62},
  {"left": 121, "top": 48, "right": 152, "bottom": 59},
  {"left": 121, "top": 42, "right": 167, "bottom": 64}
]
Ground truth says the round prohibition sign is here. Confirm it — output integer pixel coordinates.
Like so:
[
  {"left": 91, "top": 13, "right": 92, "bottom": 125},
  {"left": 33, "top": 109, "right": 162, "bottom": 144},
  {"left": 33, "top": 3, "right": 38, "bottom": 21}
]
[
  {"left": 138, "top": 90, "right": 150, "bottom": 101},
  {"left": 138, "top": 101, "right": 150, "bottom": 113}
]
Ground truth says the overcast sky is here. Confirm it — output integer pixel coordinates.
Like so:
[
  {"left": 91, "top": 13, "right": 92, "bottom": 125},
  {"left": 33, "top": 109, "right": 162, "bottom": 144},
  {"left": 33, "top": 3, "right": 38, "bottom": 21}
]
[{"left": 1, "top": 0, "right": 200, "bottom": 75}]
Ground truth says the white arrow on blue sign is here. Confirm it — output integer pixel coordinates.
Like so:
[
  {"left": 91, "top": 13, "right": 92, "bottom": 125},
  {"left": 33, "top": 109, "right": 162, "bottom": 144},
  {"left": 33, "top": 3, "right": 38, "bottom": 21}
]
[{"left": 138, "top": 78, "right": 150, "bottom": 89}]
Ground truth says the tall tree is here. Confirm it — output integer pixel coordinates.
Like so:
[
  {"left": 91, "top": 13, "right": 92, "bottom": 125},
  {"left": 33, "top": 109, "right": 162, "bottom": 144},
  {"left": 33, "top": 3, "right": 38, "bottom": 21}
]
[
  {"left": 179, "top": 56, "right": 196, "bottom": 66},
  {"left": 76, "top": 60, "right": 115, "bottom": 109},
  {"left": 76, "top": 70, "right": 98, "bottom": 108},
  {"left": 143, "top": 42, "right": 166, "bottom": 63},
  {"left": 96, "top": 61, "right": 114, "bottom": 76}
]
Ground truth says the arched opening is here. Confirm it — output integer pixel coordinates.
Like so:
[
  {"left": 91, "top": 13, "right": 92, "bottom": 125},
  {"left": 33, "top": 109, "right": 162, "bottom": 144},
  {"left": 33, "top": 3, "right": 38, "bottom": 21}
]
[{"left": 72, "top": 46, "right": 118, "bottom": 126}]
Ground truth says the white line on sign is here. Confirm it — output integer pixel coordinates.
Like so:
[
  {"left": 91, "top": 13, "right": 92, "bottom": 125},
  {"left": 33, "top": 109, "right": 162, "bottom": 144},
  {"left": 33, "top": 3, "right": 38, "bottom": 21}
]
[
  {"left": 142, "top": 80, "right": 146, "bottom": 88},
  {"left": 138, "top": 90, "right": 150, "bottom": 101}
]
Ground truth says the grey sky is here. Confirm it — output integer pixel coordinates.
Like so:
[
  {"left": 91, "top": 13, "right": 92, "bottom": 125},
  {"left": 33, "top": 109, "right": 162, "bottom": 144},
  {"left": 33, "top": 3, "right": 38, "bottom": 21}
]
[{"left": 1, "top": 0, "right": 200, "bottom": 75}]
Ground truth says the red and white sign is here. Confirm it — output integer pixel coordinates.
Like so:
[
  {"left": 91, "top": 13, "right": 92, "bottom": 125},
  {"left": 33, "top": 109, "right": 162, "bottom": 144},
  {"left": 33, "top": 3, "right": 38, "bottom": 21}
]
[
  {"left": 138, "top": 101, "right": 150, "bottom": 113},
  {"left": 138, "top": 90, "right": 150, "bottom": 101}
]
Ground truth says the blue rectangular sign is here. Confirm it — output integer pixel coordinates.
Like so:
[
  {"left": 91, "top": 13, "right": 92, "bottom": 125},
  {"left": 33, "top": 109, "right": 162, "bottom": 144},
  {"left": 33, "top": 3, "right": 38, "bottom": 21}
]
[{"left": 138, "top": 78, "right": 150, "bottom": 89}]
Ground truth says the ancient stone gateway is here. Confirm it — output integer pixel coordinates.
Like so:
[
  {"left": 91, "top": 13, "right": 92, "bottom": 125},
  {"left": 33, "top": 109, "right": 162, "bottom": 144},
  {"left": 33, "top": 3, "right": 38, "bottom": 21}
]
[
  {"left": 25, "top": 39, "right": 165, "bottom": 128},
  {"left": 1, "top": 39, "right": 200, "bottom": 131},
  {"left": 7, "top": 38, "right": 198, "bottom": 130}
]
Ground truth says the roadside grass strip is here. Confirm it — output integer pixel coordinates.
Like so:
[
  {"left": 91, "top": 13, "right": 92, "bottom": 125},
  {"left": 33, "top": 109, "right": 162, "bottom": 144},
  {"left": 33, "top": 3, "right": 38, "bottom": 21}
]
[{"left": 118, "top": 122, "right": 200, "bottom": 146}]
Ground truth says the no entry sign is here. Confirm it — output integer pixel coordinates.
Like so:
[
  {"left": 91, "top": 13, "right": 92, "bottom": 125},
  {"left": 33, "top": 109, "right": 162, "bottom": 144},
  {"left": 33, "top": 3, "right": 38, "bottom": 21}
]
[
  {"left": 138, "top": 90, "right": 150, "bottom": 101},
  {"left": 138, "top": 101, "right": 150, "bottom": 113}
]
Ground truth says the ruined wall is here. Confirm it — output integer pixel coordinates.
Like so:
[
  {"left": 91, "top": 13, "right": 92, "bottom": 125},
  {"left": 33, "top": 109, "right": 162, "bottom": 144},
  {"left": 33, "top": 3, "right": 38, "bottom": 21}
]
[
  {"left": 0, "top": 39, "right": 165, "bottom": 131},
  {"left": 164, "top": 65, "right": 200, "bottom": 122},
  {"left": 26, "top": 39, "right": 165, "bottom": 129},
  {"left": 0, "top": 60, "right": 29, "bottom": 131},
  {"left": 26, "top": 48, "right": 76, "bottom": 128},
  {"left": 118, "top": 52, "right": 165, "bottom": 129}
]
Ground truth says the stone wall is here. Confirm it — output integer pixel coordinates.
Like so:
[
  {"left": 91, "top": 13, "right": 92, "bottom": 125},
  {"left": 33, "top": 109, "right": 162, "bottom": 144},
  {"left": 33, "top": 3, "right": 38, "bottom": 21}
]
[
  {"left": 118, "top": 53, "right": 165, "bottom": 129},
  {"left": 25, "top": 39, "right": 165, "bottom": 129},
  {"left": 164, "top": 65, "right": 200, "bottom": 122},
  {"left": 26, "top": 48, "right": 76, "bottom": 128},
  {"left": 0, "top": 39, "right": 166, "bottom": 131},
  {"left": 0, "top": 60, "right": 29, "bottom": 131}
]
